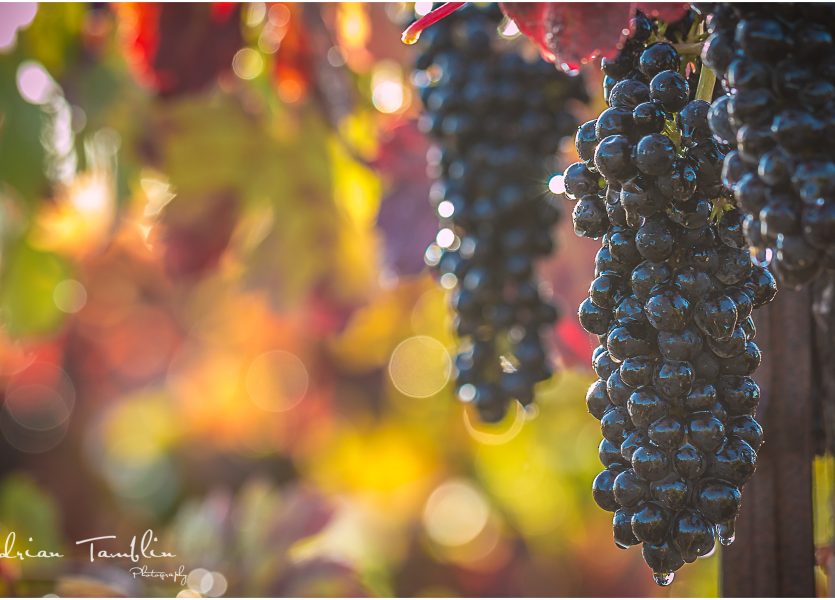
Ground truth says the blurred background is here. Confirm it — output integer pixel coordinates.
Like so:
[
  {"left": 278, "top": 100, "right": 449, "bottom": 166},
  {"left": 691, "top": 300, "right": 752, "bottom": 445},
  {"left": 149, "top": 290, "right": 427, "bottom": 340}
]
[{"left": 0, "top": 3, "right": 719, "bottom": 596}]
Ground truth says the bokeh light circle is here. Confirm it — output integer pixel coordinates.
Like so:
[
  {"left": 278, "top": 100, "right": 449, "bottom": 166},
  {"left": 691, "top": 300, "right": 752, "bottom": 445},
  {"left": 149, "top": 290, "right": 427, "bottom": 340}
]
[
  {"left": 232, "top": 48, "right": 264, "bottom": 80},
  {"left": 1, "top": 362, "right": 76, "bottom": 454},
  {"left": 245, "top": 350, "right": 309, "bottom": 412},
  {"left": 388, "top": 336, "right": 451, "bottom": 398},
  {"left": 436, "top": 228, "right": 455, "bottom": 248},
  {"left": 4, "top": 384, "right": 73, "bottom": 431},
  {"left": 16, "top": 60, "right": 56, "bottom": 104},
  {"left": 0, "top": 411, "right": 67, "bottom": 453},
  {"left": 185, "top": 568, "right": 227, "bottom": 596},
  {"left": 423, "top": 479, "right": 490, "bottom": 547},
  {"left": 187, "top": 568, "right": 210, "bottom": 594},
  {"left": 0, "top": 4, "right": 37, "bottom": 52},
  {"left": 437, "top": 200, "right": 454, "bottom": 218},
  {"left": 548, "top": 174, "right": 566, "bottom": 195},
  {"left": 463, "top": 400, "right": 527, "bottom": 445},
  {"left": 206, "top": 572, "right": 227, "bottom": 597},
  {"left": 414, "top": 2, "right": 433, "bottom": 17},
  {"left": 53, "top": 279, "right": 87, "bottom": 313}
]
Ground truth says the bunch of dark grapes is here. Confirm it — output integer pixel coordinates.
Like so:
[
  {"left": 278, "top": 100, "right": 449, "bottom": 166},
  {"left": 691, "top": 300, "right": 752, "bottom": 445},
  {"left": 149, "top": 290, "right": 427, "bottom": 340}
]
[
  {"left": 700, "top": 4, "right": 835, "bottom": 288},
  {"left": 414, "top": 5, "right": 587, "bottom": 422},
  {"left": 563, "top": 11, "right": 778, "bottom": 584}
]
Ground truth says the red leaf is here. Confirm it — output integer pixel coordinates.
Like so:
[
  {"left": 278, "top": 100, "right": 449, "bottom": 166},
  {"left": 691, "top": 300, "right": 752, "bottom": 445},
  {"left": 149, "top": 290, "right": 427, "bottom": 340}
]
[
  {"left": 499, "top": 2, "right": 690, "bottom": 71},
  {"left": 272, "top": 4, "right": 313, "bottom": 104},
  {"left": 115, "top": 3, "right": 243, "bottom": 97},
  {"left": 154, "top": 190, "right": 239, "bottom": 279},
  {"left": 373, "top": 121, "right": 438, "bottom": 277},
  {"left": 554, "top": 317, "right": 596, "bottom": 370},
  {"left": 634, "top": 2, "right": 692, "bottom": 24},
  {"left": 401, "top": 2, "right": 466, "bottom": 45}
]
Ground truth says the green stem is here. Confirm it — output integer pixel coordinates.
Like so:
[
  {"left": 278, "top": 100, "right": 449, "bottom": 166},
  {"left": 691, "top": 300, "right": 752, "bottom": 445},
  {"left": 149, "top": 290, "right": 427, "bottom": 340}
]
[
  {"left": 672, "top": 42, "right": 705, "bottom": 56},
  {"left": 695, "top": 62, "right": 717, "bottom": 103},
  {"left": 685, "top": 13, "right": 703, "bottom": 42}
]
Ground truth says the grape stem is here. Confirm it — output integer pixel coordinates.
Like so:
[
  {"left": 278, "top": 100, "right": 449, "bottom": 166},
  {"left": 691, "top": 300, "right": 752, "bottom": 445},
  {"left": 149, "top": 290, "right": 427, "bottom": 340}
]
[
  {"left": 402, "top": 2, "right": 466, "bottom": 44},
  {"left": 672, "top": 42, "right": 705, "bottom": 56},
  {"left": 694, "top": 60, "right": 717, "bottom": 103}
]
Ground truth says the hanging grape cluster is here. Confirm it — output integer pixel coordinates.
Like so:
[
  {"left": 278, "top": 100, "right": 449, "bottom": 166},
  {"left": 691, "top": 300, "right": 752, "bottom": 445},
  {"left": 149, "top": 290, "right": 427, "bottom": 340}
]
[
  {"left": 700, "top": 4, "right": 835, "bottom": 288},
  {"left": 563, "top": 10, "right": 778, "bottom": 584},
  {"left": 415, "top": 5, "right": 588, "bottom": 422}
]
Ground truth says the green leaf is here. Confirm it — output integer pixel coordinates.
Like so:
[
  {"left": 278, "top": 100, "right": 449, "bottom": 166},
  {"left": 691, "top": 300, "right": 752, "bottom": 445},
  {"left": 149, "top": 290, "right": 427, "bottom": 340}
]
[
  {"left": 19, "top": 3, "right": 84, "bottom": 77},
  {"left": 0, "top": 241, "right": 72, "bottom": 337},
  {"left": 0, "top": 54, "right": 47, "bottom": 205},
  {"left": 0, "top": 474, "right": 65, "bottom": 557}
]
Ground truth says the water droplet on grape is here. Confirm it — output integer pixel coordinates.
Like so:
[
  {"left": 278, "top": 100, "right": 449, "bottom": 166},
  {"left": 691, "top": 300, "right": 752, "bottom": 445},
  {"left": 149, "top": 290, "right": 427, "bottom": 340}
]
[
  {"left": 716, "top": 522, "right": 735, "bottom": 545},
  {"left": 653, "top": 571, "right": 675, "bottom": 586}
]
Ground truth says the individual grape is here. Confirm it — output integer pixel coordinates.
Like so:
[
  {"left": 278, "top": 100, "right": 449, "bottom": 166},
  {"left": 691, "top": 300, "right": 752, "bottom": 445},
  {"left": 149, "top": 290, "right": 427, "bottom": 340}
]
[
  {"left": 414, "top": 5, "right": 587, "bottom": 422},
  {"left": 609, "top": 79, "right": 651, "bottom": 110},
  {"left": 672, "top": 510, "right": 715, "bottom": 562},
  {"left": 650, "top": 475, "right": 689, "bottom": 510},
  {"left": 674, "top": 443, "right": 708, "bottom": 479},
  {"left": 593, "top": 468, "right": 621, "bottom": 511},
  {"left": 600, "top": 438, "right": 626, "bottom": 468},
  {"left": 586, "top": 378, "right": 612, "bottom": 419},
  {"left": 687, "top": 412, "right": 726, "bottom": 452},
  {"left": 607, "top": 369, "right": 634, "bottom": 406},
  {"left": 654, "top": 360, "right": 694, "bottom": 401},
  {"left": 694, "top": 293, "right": 738, "bottom": 340},
  {"left": 709, "top": 437, "right": 757, "bottom": 485},
  {"left": 643, "top": 540, "right": 685, "bottom": 585},
  {"left": 639, "top": 42, "right": 681, "bottom": 77},
  {"left": 595, "top": 134, "right": 636, "bottom": 181},
  {"left": 645, "top": 288, "right": 691, "bottom": 332},
  {"left": 635, "top": 134, "right": 677, "bottom": 176},
  {"left": 614, "top": 509, "right": 641, "bottom": 547},
  {"left": 632, "top": 445, "right": 671, "bottom": 481},
  {"left": 619, "top": 356, "right": 655, "bottom": 388},
  {"left": 632, "top": 502, "right": 671, "bottom": 544},
  {"left": 697, "top": 480, "right": 741, "bottom": 523},
  {"left": 633, "top": 101, "right": 668, "bottom": 135},
  {"left": 601, "top": 406, "right": 633, "bottom": 444},
  {"left": 649, "top": 70, "right": 690, "bottom": 112},
  {"left": 684, "top": 381, "right": 718, "bottom": 412}
]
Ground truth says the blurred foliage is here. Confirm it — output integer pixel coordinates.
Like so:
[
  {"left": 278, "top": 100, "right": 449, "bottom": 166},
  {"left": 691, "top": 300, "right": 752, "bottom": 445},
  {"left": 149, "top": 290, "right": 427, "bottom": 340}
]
[{"left": 0, "top": 3, "right": 718, "bottom": 597}]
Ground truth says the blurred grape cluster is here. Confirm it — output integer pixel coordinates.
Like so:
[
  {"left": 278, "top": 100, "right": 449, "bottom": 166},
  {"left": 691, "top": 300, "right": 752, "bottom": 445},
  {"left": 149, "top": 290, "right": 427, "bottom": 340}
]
[{"left": 0, "top": 3, "right": 718, "bottom": 597}]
